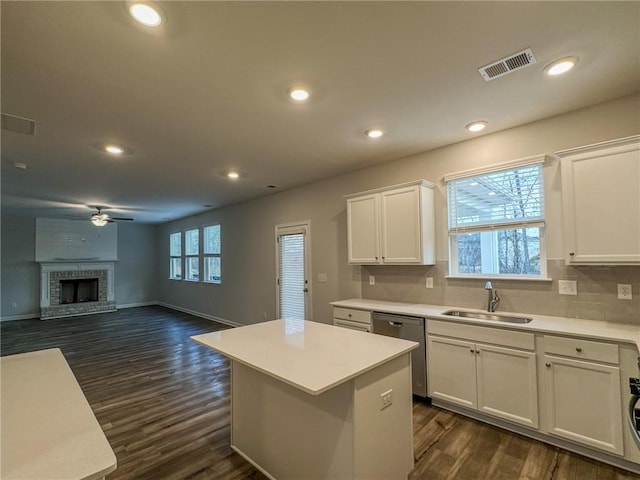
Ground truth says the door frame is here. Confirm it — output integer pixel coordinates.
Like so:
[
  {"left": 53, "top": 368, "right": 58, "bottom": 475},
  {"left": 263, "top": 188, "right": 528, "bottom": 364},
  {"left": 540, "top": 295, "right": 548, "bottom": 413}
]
[{"left": 275, "top": 220, "right": 312, "bottom": 321}]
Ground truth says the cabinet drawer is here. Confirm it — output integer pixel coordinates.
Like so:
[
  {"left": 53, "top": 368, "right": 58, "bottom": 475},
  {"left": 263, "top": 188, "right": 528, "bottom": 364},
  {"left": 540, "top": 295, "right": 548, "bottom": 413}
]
[
  {"left": 427, "top": 319, "right": 534, "bottom": 350},
  {"left": 543, "top": 335, "right": 619, "bottom": 364},
  {"left": 333, "top": 307, "right": 371, "bottom": 325}
]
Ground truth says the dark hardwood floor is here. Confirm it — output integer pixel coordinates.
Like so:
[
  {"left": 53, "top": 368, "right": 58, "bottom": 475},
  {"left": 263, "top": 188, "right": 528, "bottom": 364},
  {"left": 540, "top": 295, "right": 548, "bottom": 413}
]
[{"left": 1, "top": 306, "right": 638, "bottom": 480}]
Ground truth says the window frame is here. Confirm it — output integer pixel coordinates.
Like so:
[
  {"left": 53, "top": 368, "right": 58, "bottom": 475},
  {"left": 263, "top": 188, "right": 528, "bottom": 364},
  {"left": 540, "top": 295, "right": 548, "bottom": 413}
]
[
  {"left": 169, "top": 231, "right": 182, "bottom": 280},
  {"left": 445, "top": 155, "right": 550, "bottom": 280},
  {"left": 184, "top": 228, "right": 200, "bottom": 282},
  {"left": 203, "top": 224, "right": 222, "bottom": 284}
]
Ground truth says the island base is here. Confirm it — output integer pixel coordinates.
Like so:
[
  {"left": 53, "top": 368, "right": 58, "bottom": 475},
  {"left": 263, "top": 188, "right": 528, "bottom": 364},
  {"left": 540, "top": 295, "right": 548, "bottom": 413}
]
[{"left": 230, "top": 354, "right": 414, "bottom": 480}]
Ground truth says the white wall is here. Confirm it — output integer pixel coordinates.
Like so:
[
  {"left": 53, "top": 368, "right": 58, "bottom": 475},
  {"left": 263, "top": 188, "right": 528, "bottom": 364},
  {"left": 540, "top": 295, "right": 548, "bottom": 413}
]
[
  {"left": 157, "top": 94, "right": 640, "bottom": 326},
  {"left": 0, "top": 215, "right": 159, "bottom": 319}
]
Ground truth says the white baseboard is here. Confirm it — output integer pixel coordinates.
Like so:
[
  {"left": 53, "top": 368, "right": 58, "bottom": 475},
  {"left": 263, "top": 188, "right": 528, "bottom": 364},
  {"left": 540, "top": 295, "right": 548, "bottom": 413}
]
[
  {"left": 0, "top": 313, "right": 40, "bottom": 322},
  {"left": 117, "top": 301, "right": 158, "bottom": 309},
  {"left": 158, "top": 302, "right": 242, "bottom": 327}
]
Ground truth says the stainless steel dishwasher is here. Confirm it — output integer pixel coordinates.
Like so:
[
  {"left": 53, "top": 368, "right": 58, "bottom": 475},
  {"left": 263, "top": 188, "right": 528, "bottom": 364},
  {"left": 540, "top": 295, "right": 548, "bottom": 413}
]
[{"left": 372, "top": 311, "right": 427, "bottom": 397}]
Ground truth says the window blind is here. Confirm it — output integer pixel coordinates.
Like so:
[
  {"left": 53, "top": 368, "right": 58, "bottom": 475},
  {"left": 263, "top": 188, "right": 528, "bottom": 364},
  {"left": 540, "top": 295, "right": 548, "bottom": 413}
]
[
  {"left": 278, "top": 233, "right": 305, "bottom": 320},
  {"left": 447, "top": 164, "right": 544, "bottom": 233}
]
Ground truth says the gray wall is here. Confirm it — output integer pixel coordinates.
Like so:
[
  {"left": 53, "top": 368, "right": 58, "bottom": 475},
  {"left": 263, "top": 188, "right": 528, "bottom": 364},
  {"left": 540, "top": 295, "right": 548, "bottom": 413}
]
[
  {"left": 157, "top": 94, "right": 640, "bottom": 326},
  {"left": 0, "top": 215, "right": 159, "bottom": 319}
]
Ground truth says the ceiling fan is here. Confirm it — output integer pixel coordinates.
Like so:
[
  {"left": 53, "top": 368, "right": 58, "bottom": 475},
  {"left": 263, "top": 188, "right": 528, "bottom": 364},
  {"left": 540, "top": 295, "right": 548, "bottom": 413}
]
[{"left": 90, "top": 207, "right": 134, "bottom": 227}]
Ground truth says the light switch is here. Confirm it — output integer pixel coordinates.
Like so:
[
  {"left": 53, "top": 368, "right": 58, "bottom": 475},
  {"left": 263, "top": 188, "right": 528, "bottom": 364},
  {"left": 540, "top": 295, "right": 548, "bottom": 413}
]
[
  {"left": 369, "top": 276, "right": 375, "bottom": 286},
  {"left": 317, "top": 273, "right": 327, "bottom": 283},
  {"left": 425, "top": 277, "right": 434, "bottom": 289}
]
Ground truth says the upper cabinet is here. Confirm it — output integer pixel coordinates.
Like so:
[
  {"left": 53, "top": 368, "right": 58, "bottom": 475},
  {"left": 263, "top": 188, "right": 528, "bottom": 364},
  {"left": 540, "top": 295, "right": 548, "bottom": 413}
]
[
  {"left": 346, "top": 180, "right": 435, "bottom": 265},
  {"left": 558, "top": 135, "right": 640, "bottom": 265}
]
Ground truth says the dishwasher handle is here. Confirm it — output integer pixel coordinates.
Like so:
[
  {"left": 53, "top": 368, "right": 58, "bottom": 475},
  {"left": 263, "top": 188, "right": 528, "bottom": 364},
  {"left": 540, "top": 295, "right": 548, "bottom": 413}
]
[{"left": 388, "top": 321, "right": 403, "bottom": 327}]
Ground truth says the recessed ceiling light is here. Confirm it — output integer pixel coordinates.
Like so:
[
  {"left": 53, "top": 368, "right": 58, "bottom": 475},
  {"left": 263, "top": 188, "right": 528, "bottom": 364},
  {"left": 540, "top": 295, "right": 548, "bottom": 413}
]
[
  {"left": 104, "top": 145, "right": 124, "bottom": 155},
  {"left": 365, "top": 128, "right": 384, "bottom": 139},
  {"left": 128, "top": 2, "right": 165, "bottom": 27},
  {"left": 465, "top": 121, "right": 487, "bottom": 133},
  {"left": 488, "top": 191, "right": 496, "bottom": 196},
  {"left": 227, "top": 171, "right": 240, "bottom": 180},
  {"left": 288, "top": 87, "right": 310, "bottom": 102},
  {"left": 544, "top": 56, "right": 578, "bottom": 76},
  {"left": 469, "top": 181, "right": 479, "bottom": 186}
]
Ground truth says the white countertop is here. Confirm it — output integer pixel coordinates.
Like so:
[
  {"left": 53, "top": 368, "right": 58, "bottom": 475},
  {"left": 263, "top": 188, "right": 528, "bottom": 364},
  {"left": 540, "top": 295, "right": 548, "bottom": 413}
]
[
  {"left": 331, "top": 298, "right": 640, "bottom": 351},
  {"left": 191, "top": 318, "right": 418, "bottom": 395},
  {"left": 0, "top": 348, "right": 117, "bottom": 480}
]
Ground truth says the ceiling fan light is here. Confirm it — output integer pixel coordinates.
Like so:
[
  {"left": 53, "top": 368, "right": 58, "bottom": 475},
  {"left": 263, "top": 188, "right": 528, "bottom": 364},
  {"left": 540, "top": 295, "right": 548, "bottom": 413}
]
[{"left": 91, "top": 216, "right": 108, "bottom": 227}]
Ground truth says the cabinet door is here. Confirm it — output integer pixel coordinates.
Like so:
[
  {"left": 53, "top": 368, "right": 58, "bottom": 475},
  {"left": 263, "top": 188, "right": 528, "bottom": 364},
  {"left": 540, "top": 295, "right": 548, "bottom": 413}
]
[
  {"left": 380, "top": 185, "right": 422, "bottom": 263},
  {"left": 476, "top": 344, "right": 538, "bottom": 428},
  {"left": 543, "top": 355, "right": 623, "bottom": 455},
  {"left": 347, "top": 194, "right": 380, "bottom": 264},
  {"left": 427, "top": 335, "right": 477, "bottom": 409},
  {"left": 560, "top": 138, "right": 640, "bottom": 264}
]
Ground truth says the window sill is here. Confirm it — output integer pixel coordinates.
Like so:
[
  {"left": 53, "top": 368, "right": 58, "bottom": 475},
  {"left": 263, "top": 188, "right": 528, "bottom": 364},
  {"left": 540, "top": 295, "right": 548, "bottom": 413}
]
[
  {"left": 169, "top": 277, "right": 182, "bottom": 281},
  {"left": 203, "top": 281, "right": 221, "bottom": 285},
  {"left": 446, "top": 275, "right": 553, "bottom": 282}
]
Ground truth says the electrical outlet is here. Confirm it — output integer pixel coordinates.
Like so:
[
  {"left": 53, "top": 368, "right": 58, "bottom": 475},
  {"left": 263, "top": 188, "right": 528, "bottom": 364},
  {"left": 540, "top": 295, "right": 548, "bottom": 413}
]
[
  {"left": 380, "top": 389, "right": 393, "bottom": 410},
  {"left": 369, "top": 276, "right": 375, "bottom": 286},
  {"left": 618, "top": 284, "right": 633, "bottom": 300},
  {"left": 425, "top": 277, "right": 434, "bottom": 289},
  {"left": 11, "top": 302, "right": 17, "bottom": 309},
  {"left": 558, "top": 280, "right": 577, "bottom": 295}
]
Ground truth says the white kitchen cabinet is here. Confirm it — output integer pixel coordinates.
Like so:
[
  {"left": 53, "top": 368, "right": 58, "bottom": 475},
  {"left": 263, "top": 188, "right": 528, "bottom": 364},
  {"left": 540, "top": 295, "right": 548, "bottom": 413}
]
[
  {"left": 542, "top": 335, "right": 623, "bottom": 455},
  {"left": 346, "top": 180, "right": 435, "bottom": 265},
  {"left": 557, "top": 135, "right": 640, "bottom": 264},
  {"left": 333, "top": 306, "right": 372, "bottom": 332},
  {"left": 427, "top": 320, "right": 539, "bottom": 429}
]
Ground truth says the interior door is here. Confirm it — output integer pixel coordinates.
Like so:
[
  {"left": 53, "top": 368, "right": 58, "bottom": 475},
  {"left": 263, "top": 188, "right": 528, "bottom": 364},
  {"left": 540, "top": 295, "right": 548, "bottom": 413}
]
[{"left": 276, "top": 222, "right": 310, "bottom": 321}]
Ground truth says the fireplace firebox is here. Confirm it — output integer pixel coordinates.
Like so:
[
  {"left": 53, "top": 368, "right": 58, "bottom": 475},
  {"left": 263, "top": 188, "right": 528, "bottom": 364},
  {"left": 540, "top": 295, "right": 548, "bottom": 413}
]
[{"left": 60, "top": 278, "right": 99, "bottom": 304}]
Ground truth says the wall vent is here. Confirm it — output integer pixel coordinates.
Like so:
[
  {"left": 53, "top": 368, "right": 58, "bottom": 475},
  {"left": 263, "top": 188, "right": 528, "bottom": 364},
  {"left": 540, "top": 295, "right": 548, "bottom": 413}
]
[
  {"left": 479, "top": 48, "right": 537, "bottom": 81},
  {"left": 1, "top": 113, "right": 36, "bottom": 135}
]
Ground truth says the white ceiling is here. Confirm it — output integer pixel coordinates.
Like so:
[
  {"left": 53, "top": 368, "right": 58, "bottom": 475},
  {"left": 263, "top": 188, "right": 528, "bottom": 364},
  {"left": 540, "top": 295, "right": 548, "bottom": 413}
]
[{"left": 2, "top": 1, "right": 639, "bottom": 224}]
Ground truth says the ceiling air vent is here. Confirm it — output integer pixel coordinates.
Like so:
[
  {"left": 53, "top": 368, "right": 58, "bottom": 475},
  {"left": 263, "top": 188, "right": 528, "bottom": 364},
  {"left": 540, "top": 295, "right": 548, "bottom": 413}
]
[
  {"left": 479, "top": 48, "right": 536, "bottom": 81},
  {"left": 1, "top": 113, "right": 36, "bottom": 135}
]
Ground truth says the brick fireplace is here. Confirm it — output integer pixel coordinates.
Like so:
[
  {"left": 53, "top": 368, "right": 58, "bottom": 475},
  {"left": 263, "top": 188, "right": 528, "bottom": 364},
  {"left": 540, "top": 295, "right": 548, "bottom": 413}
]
[{"left": 40, "top": 263, "right": 116, "bottom": 319}]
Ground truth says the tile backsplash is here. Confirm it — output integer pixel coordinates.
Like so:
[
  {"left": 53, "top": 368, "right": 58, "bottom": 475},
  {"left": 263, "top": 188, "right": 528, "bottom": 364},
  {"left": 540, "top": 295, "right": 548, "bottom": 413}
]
[{"left": 361, "top": 260, "right": 640, "bottom": 325}]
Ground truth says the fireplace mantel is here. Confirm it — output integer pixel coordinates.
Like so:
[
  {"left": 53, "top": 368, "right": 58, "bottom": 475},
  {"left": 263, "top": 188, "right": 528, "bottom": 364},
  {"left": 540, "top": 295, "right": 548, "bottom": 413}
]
[{"left": 40, "top": 262, "right": 116, "bottom": 319}]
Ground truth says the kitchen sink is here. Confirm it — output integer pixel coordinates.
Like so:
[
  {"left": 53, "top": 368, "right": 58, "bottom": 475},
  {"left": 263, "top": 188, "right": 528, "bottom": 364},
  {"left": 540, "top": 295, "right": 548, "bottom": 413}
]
[{"left": 441, "top": 310, "right": 533, "bottom": 324}]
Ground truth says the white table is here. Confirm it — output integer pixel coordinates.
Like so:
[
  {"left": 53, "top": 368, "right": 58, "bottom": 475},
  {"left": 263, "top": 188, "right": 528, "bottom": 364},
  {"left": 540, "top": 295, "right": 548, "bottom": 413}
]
[
  {"left": 192, "top": 318, "right": 418, "bottom": 480},
  {"left": 1, "top": 348, "right": 116, "bottom": 480}
]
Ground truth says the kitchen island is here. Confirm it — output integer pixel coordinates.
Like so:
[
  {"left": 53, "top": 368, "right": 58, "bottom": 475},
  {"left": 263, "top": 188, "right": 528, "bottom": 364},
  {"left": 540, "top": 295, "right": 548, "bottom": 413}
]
[
  {"left": 192, "top": 318, "right": 418, "bottom": 480},
  {"left": 0, "top": 348, "right": 116, "bottom": 480}
]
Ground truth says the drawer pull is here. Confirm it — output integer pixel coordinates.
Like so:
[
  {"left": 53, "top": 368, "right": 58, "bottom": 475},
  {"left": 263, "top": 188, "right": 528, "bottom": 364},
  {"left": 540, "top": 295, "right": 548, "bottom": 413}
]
[
  {"left": 545, "top": 363, "right": 551, "bottom": 368},
  {"left": 569, "top": 252, "right": 575, "bottom": 256},
  {"left": 470, "top": 349, "right": 475, "bottom": 354},
  {"left": 348, "top": 314, "right": 352, "bottom": 318},
  {"left": 576, "top": 347, "right": 582, "bottom": 353},
  {"left": 476, "top": 349, "right": 480, "bottom": 354}
]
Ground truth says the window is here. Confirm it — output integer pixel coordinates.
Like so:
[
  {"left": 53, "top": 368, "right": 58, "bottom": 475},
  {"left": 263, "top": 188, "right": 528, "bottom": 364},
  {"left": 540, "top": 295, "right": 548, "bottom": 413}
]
[
  {"left": 203, "top": 224, "right": 221, "bottom": 284},
  {"left": 446, "top": 158, "right": 546, "bottom": 278},
  {"left": 185, "top": 228, "right": 199, "bottom": 281},
  {"left": 169, "top": 232, "right": 182, "bottom": 279}
]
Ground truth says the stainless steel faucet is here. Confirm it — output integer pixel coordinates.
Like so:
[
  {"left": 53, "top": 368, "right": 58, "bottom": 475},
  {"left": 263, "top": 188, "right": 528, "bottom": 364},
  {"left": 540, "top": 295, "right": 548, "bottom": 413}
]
[{"left": 485, "top": 281, "right": 500, "bottom": 312}]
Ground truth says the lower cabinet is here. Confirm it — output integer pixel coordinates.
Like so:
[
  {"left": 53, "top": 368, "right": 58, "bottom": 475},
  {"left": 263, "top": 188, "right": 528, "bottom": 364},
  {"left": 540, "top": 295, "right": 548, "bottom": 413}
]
[
  {"left": 427, "top": 320, "right": 539, "bottom": 429},
  {"left": 542, "top": 335, "right": 623, "bottom": 456}
]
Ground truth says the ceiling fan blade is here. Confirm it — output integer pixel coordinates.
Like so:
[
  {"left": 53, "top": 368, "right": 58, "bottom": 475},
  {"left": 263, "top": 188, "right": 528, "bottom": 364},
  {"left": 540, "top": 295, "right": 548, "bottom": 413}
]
[{"left": 110, "top": 217, "right": 134, "bottom": 221}]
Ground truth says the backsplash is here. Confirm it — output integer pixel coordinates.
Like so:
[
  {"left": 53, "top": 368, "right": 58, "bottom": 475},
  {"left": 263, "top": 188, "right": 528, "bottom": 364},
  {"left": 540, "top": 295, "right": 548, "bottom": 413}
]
[{"left": 361, "top": 260, "right": 640, "bottom": 325}]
